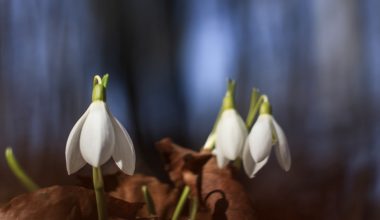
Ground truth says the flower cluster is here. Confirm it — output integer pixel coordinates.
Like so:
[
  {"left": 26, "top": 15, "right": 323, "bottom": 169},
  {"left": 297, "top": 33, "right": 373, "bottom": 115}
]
[{"left": 207, "top": 80, "right": 291, "bottom": 178}]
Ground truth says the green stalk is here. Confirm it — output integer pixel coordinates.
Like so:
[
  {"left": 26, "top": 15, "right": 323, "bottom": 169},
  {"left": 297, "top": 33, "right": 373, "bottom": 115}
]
[
  {"left": 222, "top": 79, "right": 236, "bottom": 110},
  {"left": 172, "top": 185, "right": 190, "bottom": 220},
  {"left": 5, "top": 147, "right": 39, "bottom": 191},
  {"left": 93, "top": 75, "right": 102, "bottom": 87},
  {"left": 227, "top": 79, "right": 236, "bottom": 97},
  {"left": 246, "top": 91, "right": 267, "bottom": 129},
  {"left": 93, "top": 167, "right": 107, "bottom": 220},
  {"left": 142, "top": 185, "right": 156, "bottom": 216},
  {"left": 189, "top": 196, "right": 199, "bottom": 220}
]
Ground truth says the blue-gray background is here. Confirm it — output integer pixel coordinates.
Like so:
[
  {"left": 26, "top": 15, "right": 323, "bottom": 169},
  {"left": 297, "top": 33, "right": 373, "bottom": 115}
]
[{"left": 1, "top": 0, "right": 379, "bottom": 219}]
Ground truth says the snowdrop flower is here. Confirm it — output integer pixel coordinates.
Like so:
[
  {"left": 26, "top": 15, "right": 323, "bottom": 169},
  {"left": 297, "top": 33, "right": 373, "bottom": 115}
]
[
  {"left": 215, "top": 109, "right": 247, "bottom": 162},
  {"left": 242, "top": 141, "right": 269, "bottom": 178},
  {"left": 243, "top": 101, "right": 291, "bottom": 177},
  {"left": 65, "top": 74, "right": 135, "bottom": 175},
  {"left": 213, "top": 80, "right": 248, "bottom": 168}
]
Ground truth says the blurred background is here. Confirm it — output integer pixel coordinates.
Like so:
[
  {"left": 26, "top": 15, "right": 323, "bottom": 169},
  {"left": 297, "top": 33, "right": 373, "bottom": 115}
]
[{"left": 0, "top": 0, "right": 379, "bottom": 219}]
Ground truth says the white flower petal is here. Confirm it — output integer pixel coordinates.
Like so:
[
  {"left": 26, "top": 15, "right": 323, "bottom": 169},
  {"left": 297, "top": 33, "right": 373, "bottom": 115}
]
[
  {"left": 242, "top": 141, "right": 254, "bottom": 176},
  {"left": 248, "top": 114, "right": 273, "bottom": 162},
  {"left": 203, "top": 133, "right": 216, "bottom": 150},
  {"left": 272, "top": 118, "right": 291, "bottom": 171},
  {"left": 212, "top": 148, "right": 230, "bottom": 168},
  {"left": 110, "top": 114, "right": 136, "bottom": 175},
  {"left": 65, "top": 108, "right": 89, "bottom": 174},
  {"left": 216, "top": 109, "right": 248, "bottom": 160},
  {"left": 80, "top": 101, "right": 115, "bottom": 167},
  {"left": 242, "top": 141, "right": 269, "bottom": 178}
]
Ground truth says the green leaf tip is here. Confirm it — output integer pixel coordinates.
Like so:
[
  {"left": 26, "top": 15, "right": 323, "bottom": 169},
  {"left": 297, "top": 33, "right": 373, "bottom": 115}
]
[
  {"left": 5, "top": 147, "right": 12, "bottom": 158},
  {"left": 5, "top": 147, "right": 39, "bottom": 192},
  {"left": 141, "top": 185, "right": 157, "bottom": 216},
  {"left": 102, "top": 74, "right": 109, "bottom": 88}
]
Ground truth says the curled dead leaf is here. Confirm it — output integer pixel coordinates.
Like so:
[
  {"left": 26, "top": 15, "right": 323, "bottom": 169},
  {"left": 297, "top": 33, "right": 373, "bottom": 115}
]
[{"left": 156, "top": 138, "right": 257, "bottom": 220}]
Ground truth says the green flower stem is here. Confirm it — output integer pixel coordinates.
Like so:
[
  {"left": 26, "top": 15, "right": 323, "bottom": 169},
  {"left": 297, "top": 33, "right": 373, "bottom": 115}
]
[
  {"left": 93, "top": 167, "right": 107, "bottom": 220},
  {"left": 227, "top": 79, "right": 236, "bottom": 96},
  {"left": 245, "top": 88, "right": 260, "bottom": 125},
  {"left": 260, "top": 98, "right": 272, "bottom": 115},
  {"left": 172, "top": 185, "right": 190, "bottom": 220},
  {"left": 5, "top": 147, "right": 39, "bottom": 192},
  {"left": 222, "top": 79, "right": 236, "bottom": 110},
  {"left": 93, "top": 75, "right": 102, "bottom": 87},
  {"left": 245, "top": 92, "right": 270, "bottom": 129},
  {"left": 92, "top": 74, "right": 109, "bottom": 102},
  {"left": 203, "top": 79, "right": 236, "bottom": 150},
  {"left": 142, "top": 185, "right": 156, "bottom": 216},
  {"left": 189, "top": 196, "right": 199, "bottom": 220}
]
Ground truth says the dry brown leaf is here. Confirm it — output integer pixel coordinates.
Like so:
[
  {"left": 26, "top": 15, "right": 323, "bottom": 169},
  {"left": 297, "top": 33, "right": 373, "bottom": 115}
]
[
  {"left": 155, "top": 138, "right": 196, "bottom": 187},
  {"left": 200, "top": 157, "right": 256, "bottom": 220},
  {"left": 110, "top": 174, "right": 179, "bottom": 219},
  {"left": 156, "top": 138, "right": 256, "bottom": 220},
  {"left": 0, "top": 185, "right": 143, "bottom": 220}
]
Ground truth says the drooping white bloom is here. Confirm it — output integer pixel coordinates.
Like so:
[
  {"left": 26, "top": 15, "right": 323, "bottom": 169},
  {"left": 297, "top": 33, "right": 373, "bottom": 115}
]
[
  {"left": 242, "top": 140, "right": 269, "bottom": 178},
  {"left": 214, "top": 109, "right": 248, "bottom": 167},
  {"left": 65, "top": 100, "right": 135, "bottom": 175},
  {"left": 243, "top": 114, "right": 291, "bottom": 177}
]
